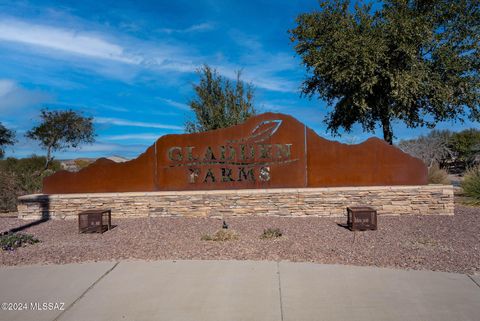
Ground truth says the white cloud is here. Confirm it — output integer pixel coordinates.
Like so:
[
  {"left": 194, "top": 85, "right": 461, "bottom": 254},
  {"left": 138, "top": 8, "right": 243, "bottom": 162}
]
[
  {"left": 95, "top": 117, "right": 183, "bottom": 130},
  {"left": 0, "top": 17, "right": 194, "bottom": 75},
  {"left": 0, "top": 79, "right": 16, "bottom": 96},
  {"left": 0, "top": 79, "right": 52, "bottom": 112},
  {"left": 0, "top": 19, "right": 139, "bottom": 64},
  {"left": 216, "top": 65, "right": 298, "bottom": 93},
  {"left": 156, "top": 97, "right": 190, "bottom": 111},
  {"left": 95, "top": 104, "right": 130, "bottom": 113},
  {"left": 102, "top": 133, "right": 163, "bottom": 141},
  {"left": 77, "top": 142, "right": 145, "bottom": 153},
  {"left": 0, "top": 18, "right": 299, "bottom": 93},
  {"left": 244, "top": 75, "right": 298, "bottom": 93},
  {"left": 222, "top": 30, "right": 302, "bottom": 92},
  {"left": 158, "top": 22, "right": 215, "bottom": 34},
  {"left": 187, "top": 22, "right": 215, "bottom": 32}
]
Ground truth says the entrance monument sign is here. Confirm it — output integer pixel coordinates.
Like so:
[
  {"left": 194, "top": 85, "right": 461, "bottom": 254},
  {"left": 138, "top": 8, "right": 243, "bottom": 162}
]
[
  {"left": 43, "top": 113, "right": 427, "bottom": 194},
  {"left": 18, "top": 113, "right": 452, "bottom": 220}
]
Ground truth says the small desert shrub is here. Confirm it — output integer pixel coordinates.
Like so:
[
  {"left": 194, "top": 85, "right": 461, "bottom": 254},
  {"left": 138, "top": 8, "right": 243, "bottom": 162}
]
[
  {"left": 0, "top": 156, "right": 61, "bottom": 212},
  {"left": 461, "top": 166, "right": 480, "bottom": 204},
  {"left": 0, "top": 233, "right": 40, "bottom": 251},
  {"left": 427, "top": 163, "right": 450, "bottom": 184},
  {"left": 260, "top": 228, "right": 283, "bottom": 239},
  {"left": 201, "top": 229, "right": 238, "bottom": 241},
  {"left": 74, "top": 159, "right": 93, "bottom": 170},
  {"left": 0, "top": 170, "right": 19, "bottom": 212}
]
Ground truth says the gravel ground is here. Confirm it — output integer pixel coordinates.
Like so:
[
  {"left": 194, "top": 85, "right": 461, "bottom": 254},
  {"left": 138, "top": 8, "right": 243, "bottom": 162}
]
[{"left": 1, "top": 205, "right": 479, "bottom": 274}]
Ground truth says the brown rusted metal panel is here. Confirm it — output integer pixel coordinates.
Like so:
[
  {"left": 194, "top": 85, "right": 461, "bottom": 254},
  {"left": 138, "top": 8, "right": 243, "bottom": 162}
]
[
  {"left": 306, "top": 128, "right": 427, "bottom": 186},
  {"left": 43, "top": 113, "right": 427, "bottom": 194},
  {"left": 43, "top": 145, "right": 156, "bottom": 194}
]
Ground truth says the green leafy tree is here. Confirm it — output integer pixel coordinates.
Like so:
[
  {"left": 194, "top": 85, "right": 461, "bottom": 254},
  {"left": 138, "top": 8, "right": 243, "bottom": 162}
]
[
  {"left": 26, "top": 109, "right": 95, "bottom": 169},
  {"left": 290, "top": 0, "right": 480, "bottom": 144},
  {"left": 450, "top": 128, "right": 480, "bottom": 167},
  {"left": 186, "top": 65, "right": 256, "bottom": 133},
  {"left": 0, "top": 123, "right": 15, "bottom": 159}
]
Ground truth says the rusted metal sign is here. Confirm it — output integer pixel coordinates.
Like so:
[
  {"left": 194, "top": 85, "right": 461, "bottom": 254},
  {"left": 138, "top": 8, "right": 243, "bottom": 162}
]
[{"left": 43, "top": 113, "right": 427, "bottom": 193}]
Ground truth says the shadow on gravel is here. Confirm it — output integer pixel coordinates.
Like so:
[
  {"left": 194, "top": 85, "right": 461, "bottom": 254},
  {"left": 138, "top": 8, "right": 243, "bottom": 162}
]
[
  {"left": 1, "top": 195, "right": 50, "bottom": 235},
  {"left": 336, "top": 223, "right": 350, "bottom": 230},
  {"left": 79, "top": 225, "right": 118, "bottom": 234}
]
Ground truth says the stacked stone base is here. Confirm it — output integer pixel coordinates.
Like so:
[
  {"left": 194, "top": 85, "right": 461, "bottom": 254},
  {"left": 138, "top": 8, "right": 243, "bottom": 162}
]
[{"left": 17, "top": 185, "right": 454, "bottom": 220}]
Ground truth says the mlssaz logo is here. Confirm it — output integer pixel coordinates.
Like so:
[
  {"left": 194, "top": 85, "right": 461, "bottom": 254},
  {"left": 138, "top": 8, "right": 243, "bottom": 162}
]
[{"left": 166, "top": 120, "right": 298, "bottom": 184}]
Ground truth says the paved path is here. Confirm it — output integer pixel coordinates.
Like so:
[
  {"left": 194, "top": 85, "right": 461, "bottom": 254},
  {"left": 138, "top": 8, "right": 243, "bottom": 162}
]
[{"left": 1, "top": 260, "right": 479, "bottom": 321}]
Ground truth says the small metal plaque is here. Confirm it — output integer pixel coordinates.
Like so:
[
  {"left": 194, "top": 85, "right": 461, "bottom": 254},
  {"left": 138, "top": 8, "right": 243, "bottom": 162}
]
[
  {"left": 78, "top": 209, "right": 112, "bottom": 234},
  {"left": 347, "top": 206, "right": 377, "bottom": 231}
]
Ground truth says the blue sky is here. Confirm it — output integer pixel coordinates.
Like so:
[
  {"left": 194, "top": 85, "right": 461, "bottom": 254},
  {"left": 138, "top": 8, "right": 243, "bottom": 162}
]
[{"left": 0, "top": 0, "right": 477, "bottom": 159}]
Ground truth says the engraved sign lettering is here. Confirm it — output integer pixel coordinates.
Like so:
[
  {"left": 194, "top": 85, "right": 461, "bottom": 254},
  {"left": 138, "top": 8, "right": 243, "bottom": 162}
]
[
  {"left": 167, "top": 143, "right": 296, "bottom": 184},
  {"left": 166, "top": 120, "right": 297, "bottom": 185}
]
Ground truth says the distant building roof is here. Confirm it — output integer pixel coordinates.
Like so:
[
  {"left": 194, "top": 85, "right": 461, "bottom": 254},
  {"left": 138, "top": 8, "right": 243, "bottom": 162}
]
[{"left": 105, "top": 156, "right": 129, "bottom": 163}]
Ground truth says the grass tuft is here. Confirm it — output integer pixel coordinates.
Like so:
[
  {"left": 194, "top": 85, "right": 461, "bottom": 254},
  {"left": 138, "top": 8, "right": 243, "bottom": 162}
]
[
  {"left": 427, "top": 163, "right": 450, "bottom": 184},
  {"left": 0, "top": 233, "right": 40, "bottom": 251},
  {"left": 201, "top": 229, "right": 238, "bottom": 241},
  {"left": 461, "top": 165, "right": 480, "bottom": 205},
  {"left": 260, "top": 228, "right": 283, "bottom": 239}
]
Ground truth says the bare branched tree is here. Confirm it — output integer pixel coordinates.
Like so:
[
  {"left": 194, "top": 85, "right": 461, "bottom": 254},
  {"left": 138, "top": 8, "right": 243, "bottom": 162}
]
[{"left": 398, "top": 130, "right": 453, "bottom": 167}]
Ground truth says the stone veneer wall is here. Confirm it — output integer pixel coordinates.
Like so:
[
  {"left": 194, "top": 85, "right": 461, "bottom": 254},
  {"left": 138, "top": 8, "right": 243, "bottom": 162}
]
[{"left": 17, "top": 185, "right": 454, "bottom": 220}]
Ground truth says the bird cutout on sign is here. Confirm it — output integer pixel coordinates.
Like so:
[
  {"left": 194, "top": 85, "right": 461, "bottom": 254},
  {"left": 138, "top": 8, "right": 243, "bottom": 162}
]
[{"left": 227, "top": 120, "right": 282, "bottom": 144}]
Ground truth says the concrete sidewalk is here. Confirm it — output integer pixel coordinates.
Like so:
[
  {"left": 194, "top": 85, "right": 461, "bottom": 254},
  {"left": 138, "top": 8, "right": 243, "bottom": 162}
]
[{"left": 0, "top": 260, "right": 479, "bottom": 321}]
